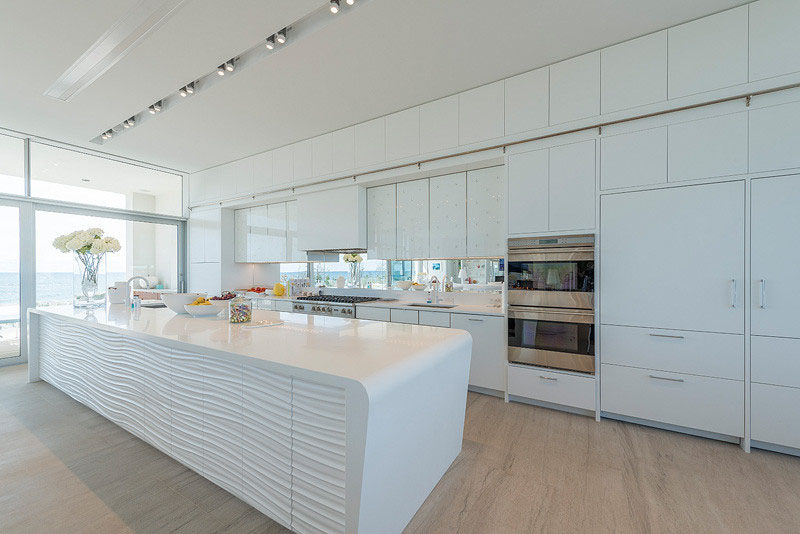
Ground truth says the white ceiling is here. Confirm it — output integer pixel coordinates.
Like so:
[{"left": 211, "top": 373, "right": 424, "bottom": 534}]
[{"left": 0, "top": 0, "right": 749, "bottom": 174}]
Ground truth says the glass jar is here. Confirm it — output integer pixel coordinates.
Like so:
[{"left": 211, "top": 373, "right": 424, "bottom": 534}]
[{"left": 229, "top": 295, "right": 252, "bottom": 324}]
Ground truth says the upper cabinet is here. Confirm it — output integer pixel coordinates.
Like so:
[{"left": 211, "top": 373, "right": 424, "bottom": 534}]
[
  {"left": 292, "top": 139, "right": 313, "bottom": 184},
  {"left": 331, "top": 127, "right": 355, "bottom": 173},
  {"left": 601, "top": 127, "right": 667, "bottom": 190},
  {"left": 396, "top": 179, "right": 430, "bottom": 259},
  {"left": 265, "top": 203, "right": 287, "bottom": 261},
  {"left": 749, "top": 0, "right": 800, "bottom": 82},
  {"left": 668, "top": 7, "right": 748, "bottom": 98},
  {"left": 311, "top": 134, "right": 333, "bottom": 177},
  {"left": 273, "top": 145, "right": 293, "bottom": 186},
  {"left": 252, "top": 151, "right": 273, "bottom": 192},
  {"left": 297, "top": 185, "right": 366, "bottom": 252},
  {"left": 190, "top": 208, "right": 221, "bottom": 264},
  {"left": 549, "top": 51, "right": 600, "bottom": 125},
  {"left": 286, "top": 200, "right": 300, "bottom": 261},
  {"left": 386, "top": 107, "right": 420, "bottom": 161},
  {"left": 233, "top": 200, "right": 299, "bottom": 263},
  {"left": 508, "top": 140, "right": 595, "bottom": 235},
  {"left": 430, "top": 173, "right": 467, "bottom": 258},
  {"left": 749, "top": 100, "right": 800, "bottom": 173},
  {"left": 458, "top": 81, "right": 505, "bottom": 146},
  {"left": 601, "top": 31, "right": 667, "bottom": 113},
  {"left": 367, "top": 184, "right": 397, "bottom": 260},
  {"left": 467, "top": 167, "right": 505, "bottom": 257},
  {"left": 668, "top": 112, "right": 747, "bottom": 182},
  {"left": 355, "top": 118, "right": 386, "bottom": 168},
  {"left": 504, "top": 67, "right": 549, "bottom": 135},
  {"left": 420, "top": 95, "right": 459, "bottom": 154}
]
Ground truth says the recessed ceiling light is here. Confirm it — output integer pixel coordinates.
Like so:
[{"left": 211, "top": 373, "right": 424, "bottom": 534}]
[
  {"left": 276, "top": 28, "right": 287, "bottom": 44},
  {"left": 265, "top": 35, "right": 275, "bottom": 50},
  {"left": 330, "top": 0, "right": 339, "bottom": 13}
]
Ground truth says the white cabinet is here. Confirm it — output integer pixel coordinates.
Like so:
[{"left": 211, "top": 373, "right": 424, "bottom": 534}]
[
  {"left": 292, "top": 139, "right": 313, "bottom": 183},
  {"left": 390, "top": 309, "right": 418, "bottom": 325},
  {"left": 273, "top": 146, "right": 293, "bottom": 186},
  {"left": 451, "top": 314, "right": 505, "bottom": 391},
  {"left": 252, "top": 151, "right": 273, "bottom": 192},
  {"left": 190, "top": 208, "right": 221, "bottom": 264},
  {"left": 600, "top": 127, "right": 667, "bottom": 190},
  {"left": 752, "top": 383, "right": 800, "bottom": 449},
  {"left": 601, "top": 31, "right": 667, "bottom": 113},
  {"left": 749, "top": 0, "right": 800, "bottom": 81},
  {"left": 367, "top": 184, "right": 397, "bottom": 260},
  {"left": 466, "top": 167, "right": 505, "bottom": 257},
  {"left": 234, "top": 208, "right": 248, "bottom": 263},
  {"left": 429, "top": 172, "right": 467, "bottom": 258},
  {"left": 396, "top": 179, "right": 429, "bottom": 259},
  {"left": 458, "top": 81, "right": 504, "bottom": 146},
  {"left": 386, "top": 107, "right": 420, "bottom": 161},
  {"left": 418, "top": 310, "right": 450, "bottom": 328},
  {"left": 667, "top": 6, "right": 748, "bottom": 98},
  {"left": 751, "top": 174, "right": 800, "bottom": 338},
  {"left": 752, "top": 336, "right": 800, "bottom": 389},
  {"left": 297, "top": 185, "right": 367, "bottom": 252},
  {"left": 549, "top": 51, "right": 600, "bottom": 124},
  {"left": 331, "top": 126, "right": 355, "bottom": 173},
  {"left": 189, "top": 172, "right": 204, "bottom": 206},
  {"left": 504, "top": 67, "right": 549, "bottom": 135},
  {"left": 286, "top": 200, "right": 300, "bottom": 261},
  {"left": 355, "top": 117, "right": 386, "bottom": 168},
  {"left": 507, "top": 365, "right": 595, "bottom": 411},
  {"left": 265, "top": 203, "right": 287, "bottom": 262},
  {"left": 248, "top": 206, "right": 268, "bottom": 262},
  {"left": 221, "top": 158, "right": 253, "bottom": 199},
  {"left": 749, "top": 100, "right": 800, "bottom": 173},
  {"left": 356, "top": 306, "right": 390, "bottom": 322},
  {"left": 668, "top": 112, "right": 747, "bottom": 182},
  {"left": 420, "top": 95, "right": 459, "bottom": 154},
  {"left": 507, "top": 148, "right": 548, "bottom": 234},
  {"left": 548, "top": 140, "right": 595, "bottom": 231},
  {"left": 311, "top": 134, "right": 333, "bottom": 177},
  {"left": 600, "top": 181, "right": 745, "bottom": 334},
  {"left": 274, "top": 300, "right": 293, "bottom": 312}
]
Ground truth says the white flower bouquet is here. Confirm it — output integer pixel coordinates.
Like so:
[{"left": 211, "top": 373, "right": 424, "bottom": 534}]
[
  {"left": 342, "top": 254, "right": 363, "bottom": 287},
  {"left": 53, "top": 228, "right": 121, "bottom": 307},
  {"left": 342, "top": 253, "right": 363, "bottom": 263}
]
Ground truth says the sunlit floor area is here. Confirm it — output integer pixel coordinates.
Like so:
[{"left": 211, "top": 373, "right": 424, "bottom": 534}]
[{"left": 4, "top": 364, "right": 800, "bottom": 533}]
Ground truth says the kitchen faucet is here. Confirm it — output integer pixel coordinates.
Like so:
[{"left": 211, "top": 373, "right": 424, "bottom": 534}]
[{"left": 126, "top": 276, "right": 149, "bottom": 305}]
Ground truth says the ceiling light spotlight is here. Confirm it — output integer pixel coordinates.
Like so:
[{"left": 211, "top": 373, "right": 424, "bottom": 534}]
[
  {"left": 225, "top": 60, "right": 235, "bottom": 72},
  {"left": 148, "top": 101, "right": 162, "bottom": 114},
  {"left": 265, "top": 35, "right": 275, "bottom": 50},
  {"left": 330, "top": 0, "right": 339, "bottom": 13},
  {"left": 124, "top": 117, "right": 135, "bottom": 128},
  {"left": 179, "top": 86, "right": 188, "bottom": 97},
  {"left": 276, "top": 28, "right": 287, "bottom": 44},
  {"left": 101, "top": 132, "right": 108, "bottom": 140},
  {"left": 102, "top": 129, "right": 113, "bottom": 139},
  {"left": 346, "top": 0, "right": 354, "bottom": 4},
  {"left": 217, "top": 64, "right": 226, "bottom": 76},
  {"left": 185, "top": 82, "right": 194, "bottom": 94}
]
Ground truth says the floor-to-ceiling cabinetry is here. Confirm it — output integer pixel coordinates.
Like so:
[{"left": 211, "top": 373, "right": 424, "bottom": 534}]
[{"left": 750, "top": 174, "right": 800, "bottom": 450}]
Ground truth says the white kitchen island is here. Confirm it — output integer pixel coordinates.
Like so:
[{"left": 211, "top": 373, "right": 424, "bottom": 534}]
[{"left": 27, "top": 305, "right": 472, "bottom": 534}]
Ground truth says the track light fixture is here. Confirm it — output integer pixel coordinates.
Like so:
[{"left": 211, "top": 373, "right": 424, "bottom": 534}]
[
  {"left": 225, "top": 60, "right": 235, "bottom": 72},
  {"left": 185, "top": 82, "right": 194, "bottom": 94},
  {"left": 330, "top": 0, "right": 339, "bottom": 13},
  {"left": 124, "top": 117, "right": 135, "bottom": 128},
  {"left": 217, "top": 64, "right": 225, "bottom": 76},
  {"left": 102, "top": 129, "right": 113, "bottom": 139},
  {"left": 276, "top": 28, "right": 287, "bottom": 44},
  {"left": 101, "top": 132, "right": 108, "bottom": 140},
  {"left": 148, "top": 101, "right": 162, "bottom": 114},
  {"left": 346, "top": 0, "right": 354, "bottom": 4},
  {"left": 265, "top": 35, "right": 275, "bottom": 50}
]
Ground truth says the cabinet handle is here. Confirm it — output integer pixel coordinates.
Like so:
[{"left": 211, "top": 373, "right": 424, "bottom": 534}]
[
  {"left": 729, "top": 279, "right": 737, "bottom": 308},
  {"left": 648, "top": 333, "right": 685, "bottom": 339},
  {"left": 649, "top": 374, "right": 684, "bottom": 383},
  {"left": 539, "top": 375, "right": 558, "bottom": 381},
  {"left": 759, "top": 279, "right": 767, "bottom": 309},
  {"left": 467, "top": 318, "right": 484, "bottom": 322}
]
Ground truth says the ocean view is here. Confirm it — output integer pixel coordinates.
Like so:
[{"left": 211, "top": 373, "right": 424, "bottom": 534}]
[{"left": 0, "top": 271, "right": 127, "bottom": 308}]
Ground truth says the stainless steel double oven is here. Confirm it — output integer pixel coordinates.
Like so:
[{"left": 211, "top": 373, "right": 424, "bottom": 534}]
[{"left": 507, "top": 235, "right": 595, "bottom": 374}]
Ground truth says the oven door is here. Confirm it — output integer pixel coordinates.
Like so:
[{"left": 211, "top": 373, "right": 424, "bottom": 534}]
[
  {"left": 507, "top": 306, "right": 595, "bottom": 374},
  {"left": 507, "top": 248, "right": 594, "bottom": 309}
]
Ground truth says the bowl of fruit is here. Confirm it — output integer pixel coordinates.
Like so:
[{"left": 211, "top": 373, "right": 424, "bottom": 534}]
[
  {"left": 184, "top": 296, "right": 227, "bottom": 317},
  {"left": 161, "top": 292, "right": 206, "bottom": 314}
]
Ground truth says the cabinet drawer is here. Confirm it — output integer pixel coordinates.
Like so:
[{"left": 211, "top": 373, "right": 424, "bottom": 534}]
[
  {"left": 274, "top": 300, "right": 293, "bottom": 312},
  {"left": 356, "top": 306, "right": 390, "bottom": 322},
  {"left": 752, "top": 336, "right": 800, "bottom": 388},
  {"left": 508, "top": 365, "right": 595, "bottom": 411},
  {"left": 600, "top": 325, "right": 743, "bottom": 380},
  {"left": 752, "top": 383, "right": 800, "bottom": 449},
  {"left": 601, "top": 363, "right": 743, "bottom": 437},
  {"left": 390, "top": 308, "right": 419, "bottom": 325},
  {"left": 418, "top": 310, "right": 450, "bottom": 328}
]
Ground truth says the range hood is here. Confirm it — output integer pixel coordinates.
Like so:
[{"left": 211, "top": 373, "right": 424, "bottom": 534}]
[
  {"left": 305, "top": 249, "right": 367, "bottom": 262},
  {"left": 297, "top": 185, "right": 367, "bottom": 253}
]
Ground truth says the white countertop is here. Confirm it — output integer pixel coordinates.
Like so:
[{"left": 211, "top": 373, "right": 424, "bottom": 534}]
[
  {"left": 354, "top": 299, "right": 504, "bottom": 316},
  {"left": 31, "top": 305, "right": 471, "bottom": 387}
]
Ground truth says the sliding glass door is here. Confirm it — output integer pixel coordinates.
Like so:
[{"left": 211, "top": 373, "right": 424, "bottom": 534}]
[{"left": 0, "top": 201, "right": 20, "bottom": 360}]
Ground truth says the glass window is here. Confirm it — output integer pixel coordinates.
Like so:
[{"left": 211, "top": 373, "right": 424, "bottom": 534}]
[
  {"left": 388, "top": 258, "right": 503, "bottom": 289},
  {"left": 36, "top": 210, "right": 180, "bottom": 307},
  {"left": 0, "top": 133, "right": 24, "bottom": 196},
  {"left": 30, "top": 143, "right": 183, "bottom": 216},
  {"left": 0, "top": 205, "right": 20, "bottom": 358},
  {"left": 308, "top": 254, "right": 388, "bottom": 289},
  {"left": 280, "top": 263, "right": 309, "bottom": 283}
]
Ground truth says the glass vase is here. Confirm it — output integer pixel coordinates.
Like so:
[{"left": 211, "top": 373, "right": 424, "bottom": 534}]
[
  {"left": 73, "top": 253, "right": 107, "bottom": 308},
  {"left": 347, "top": 262, "right": 362, "bottom": 288}
]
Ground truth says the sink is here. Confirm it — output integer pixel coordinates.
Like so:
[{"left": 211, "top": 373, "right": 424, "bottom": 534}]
[{"left": 407, "top": 303, "right": 457, "bottom": 309}]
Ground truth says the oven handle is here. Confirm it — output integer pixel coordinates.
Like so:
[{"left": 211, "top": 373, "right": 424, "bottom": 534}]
[{"left": 508, "top": 306, "right": 594, "bottom": 323}]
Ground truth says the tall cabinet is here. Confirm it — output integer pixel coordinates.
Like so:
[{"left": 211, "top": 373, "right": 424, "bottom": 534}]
[
  {"left": 750, "top": 174, "right": 800, "bottom": 449},
  {"left": 600, "top": 181, "right": 745, "bottom": 438},
  {"left": 234, "top": 200, "right": 298, "bottom": 262}
]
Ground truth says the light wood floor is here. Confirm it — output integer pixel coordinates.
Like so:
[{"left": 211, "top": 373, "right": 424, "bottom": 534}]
[{"left": 3, "top": 364, "right": 800, "bottom": 533}]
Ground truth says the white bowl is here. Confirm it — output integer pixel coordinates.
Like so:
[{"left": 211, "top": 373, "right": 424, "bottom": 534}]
[
  {"left": 411, "top": 284, "right": 427, "bottom": 291},
  {"left": 161, "top": 293, "right": 206, "bottom": 314},
  {"left": 184, "top": 301, "right": 227, "bottom": 317},
  {"left": 395, "top": 280, "right": 413, "bottom": 290}
]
